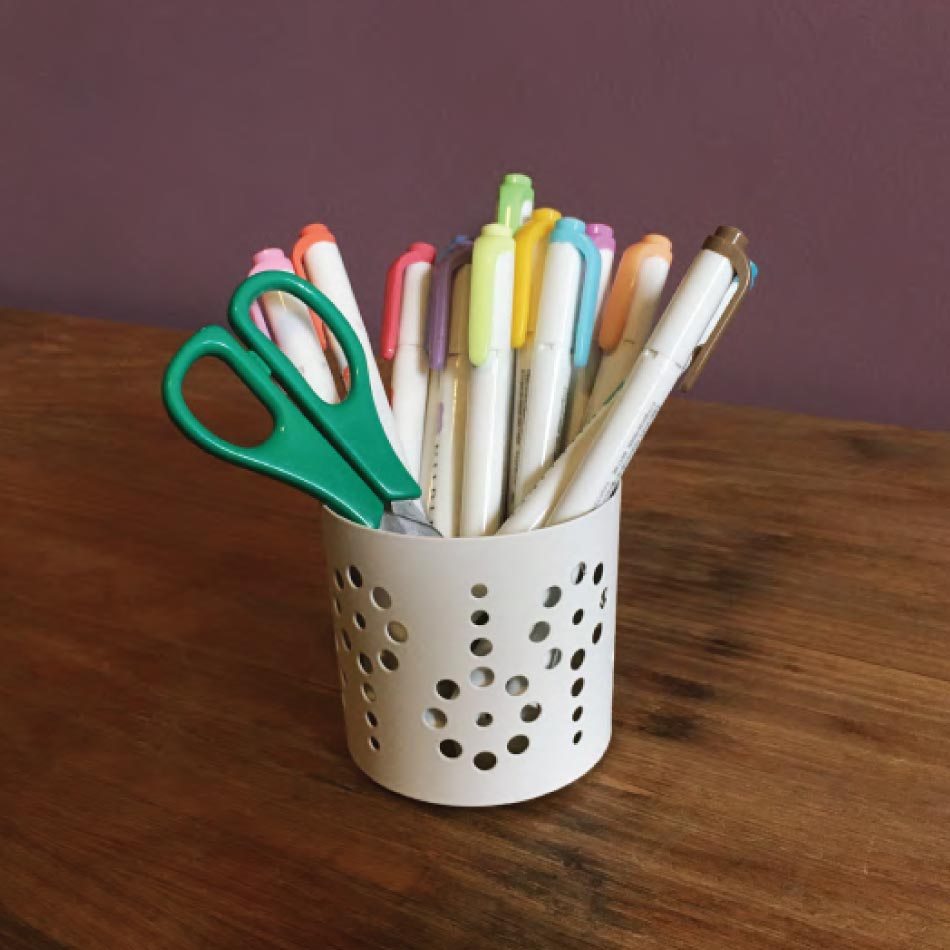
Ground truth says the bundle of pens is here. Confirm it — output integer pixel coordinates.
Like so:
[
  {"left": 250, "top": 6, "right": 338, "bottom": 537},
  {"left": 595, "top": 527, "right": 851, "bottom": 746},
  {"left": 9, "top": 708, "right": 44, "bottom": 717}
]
[{"left": 164, "top": 171, "right": 755, "bottom": 541}]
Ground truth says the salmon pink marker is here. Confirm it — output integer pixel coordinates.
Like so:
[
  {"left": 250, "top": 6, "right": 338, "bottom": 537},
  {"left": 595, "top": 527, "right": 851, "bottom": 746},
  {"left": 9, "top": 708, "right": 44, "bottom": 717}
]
[
  {"left": 248, "top": 248, "right": 338, "bottom": 403},
  {"left": 382, "top": 242, "right": 438, "bottom": 480},
  {"left": 292, "top": 223, "right": 408, "bottom": 464}
]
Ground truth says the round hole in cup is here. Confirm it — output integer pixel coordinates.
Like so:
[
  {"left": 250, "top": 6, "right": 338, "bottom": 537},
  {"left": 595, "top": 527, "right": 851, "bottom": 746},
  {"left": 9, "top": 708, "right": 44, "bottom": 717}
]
[
  {"left": 354, "top": 612, "right": 366, "bottom": 630},
  {"left": 545, "top": 648, "right": 562, "bottom": 670},
  {"left": 572, "top": 731, "right": 583, "bottom": 745},
  {"left": 369, "top": 736, "right": 381, "bottom": 751},
  {"left": 371, "top": 587, "right": 392, "bottom": 610},
  {"left": 471, "top": 583, "right": 488, "bottom": 598},
  {"left": 470, "top": 637, "right": 493, "bottom": 657},
  {"left": 473, "top": 751, "right": 497, "bottom": 771},
  {"left": 358, "top": 653, "right": 373, "bottom": 674},
  {"left": 386, "top": 620, "right": 408, "bottom": 643},
  {"left": 471, "top": 610, "right": 490, "bottom": 626},
  {"left": 348, "top": 565, "right": 363, "bottom": 588},
  {"left": 543, "top": 586, "right": 562, "bottom": 608},
  {"left": 469, "top": 667, "right": 494, "bottom": 688},
  {"left": 439, "top": 739, "right": 462, "bottom": 759},
  {"left": 436, "top": 679, "right": 460, "bottom": 700},
  {"left": 571, "top": 562, "right": 587, "bottom": 584},
  {"left": 341, "top": 630, "right": 352, "bottom": 651},
  {"left": 476, "top": 712, "right": 493, "bottom": 727},
  {"left": 423, "top": 708, "right": 447, "bottom": 729},
  {"left": 361, "top": 682, "right": 376, "bottom": 702},
  {"left": 529, "top": 621, "right": 550, "bottom": 643},
  {"left": 571, "top": 677, "right": 585, "bottom": 697},
  {"left": 379, "top": 649, "right": 399, "bottom": 672},
  {"left": 366, "top": 710, "right": 378, "bottom": 728},
  {"left": 592, "top": 623, "right": 603, "bottom": 645},
  {"left": 600, "top": 588, "right": 609, "bottom": 609},
  {"left": 333, "top": 569, "right": 344, "bottom": 590},
  {"left": 333, "top": 597, "right": 342, "bottom": 615},
  {"left": 507, "top": 735, "right": 529, "bottom": 755},
  {"left": 592, "top": 563, "right": 604, "bottom": 585},
  {"left": 572, "top": 609, "right": 584, "bottom": 626},
  {"left": 520, "top": 702, "right": 541, "bottom": 723},
  {"left": 572, "top": 706, "right": 583, "bottom": 722},
  {"left": 506, "top": 675, "right": 529, "bottom": 696},
  {"left": 571, "top": 649, "right": 586, "bottom": 670}
]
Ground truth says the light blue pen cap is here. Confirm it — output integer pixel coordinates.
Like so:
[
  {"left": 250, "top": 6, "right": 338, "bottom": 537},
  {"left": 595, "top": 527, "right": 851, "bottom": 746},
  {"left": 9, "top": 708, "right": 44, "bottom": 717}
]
[{"left": 549, "top": 217, "right": 602, "bottom": 368}]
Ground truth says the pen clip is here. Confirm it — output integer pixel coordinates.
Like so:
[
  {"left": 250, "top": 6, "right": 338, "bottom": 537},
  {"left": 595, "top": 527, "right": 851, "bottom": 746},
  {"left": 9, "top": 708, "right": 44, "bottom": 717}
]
[
  {"left": 679, "top": 226, "right": 752, "bottom": 392},
  {"left": 511, "top": 208, "right": 561, "bottom": 348},
  {"left": 381, "top": 242, "right": 437, "bottom": 360},
  {"left": 469, "top": 223, "right": 515, "bottom": 366},
  {"left": 426, "top": 236, "right": 474, "bottom": 371},
  {"left": 549, "top": 218, "right": 602, "bottom": 368},
  {"left": 598, "top": 235, "right": 672, "bottom": 352},
  {"left": 283, "top": 224, "right": 333, "bottom": 350}
]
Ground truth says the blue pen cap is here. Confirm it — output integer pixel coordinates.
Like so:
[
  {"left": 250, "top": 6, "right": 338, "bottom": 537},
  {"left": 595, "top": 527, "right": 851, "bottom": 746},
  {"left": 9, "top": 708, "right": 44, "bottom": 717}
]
[{"left": 550, "top": 218, "right": 602, "bottom": 368}]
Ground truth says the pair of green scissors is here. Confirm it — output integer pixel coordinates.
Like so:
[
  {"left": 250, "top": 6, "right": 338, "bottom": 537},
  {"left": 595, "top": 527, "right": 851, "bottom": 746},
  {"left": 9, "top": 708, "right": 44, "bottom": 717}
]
[{"left": 162, "top": 271, "right": 440, "bottom": 536}]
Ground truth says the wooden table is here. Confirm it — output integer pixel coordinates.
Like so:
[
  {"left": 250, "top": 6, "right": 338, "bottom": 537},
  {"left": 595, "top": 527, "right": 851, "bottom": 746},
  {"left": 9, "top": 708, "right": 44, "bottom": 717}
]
[{"left": 2, "top": 309, "right": 950, "bottom": 949}]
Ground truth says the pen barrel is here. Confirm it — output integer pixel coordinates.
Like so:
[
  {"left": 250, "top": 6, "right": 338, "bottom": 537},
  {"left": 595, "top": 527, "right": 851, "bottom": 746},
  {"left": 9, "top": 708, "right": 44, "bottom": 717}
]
[
  {"left": 514, "top": 343, "right": 572, "bottom": 508},
  {"left": 534, "top": 242, "right": 583, "bottom": 345},
  {"left": 459, "top": 349, "right": 514, "bottom": 537},
  {"left": 647, "top": 249, "right": 734, "bottom": 362},
  {"left": 321, "top": 488, "right": 620, "bottom": 806},
  {"left": 302, "top": 241, "right": 363, "bottom": 373},
  {"left": 300, "top": 240, "right": 409, "bottom": 465},
  {"left": 260, "top": 289, "right": 339, "bottom": 404},
  {"left": 551, "top": 352, "right": 681, "bottom": 525}
]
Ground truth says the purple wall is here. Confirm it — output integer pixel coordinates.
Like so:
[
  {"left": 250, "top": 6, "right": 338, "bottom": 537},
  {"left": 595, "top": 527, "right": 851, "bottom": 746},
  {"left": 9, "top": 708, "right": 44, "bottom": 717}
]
[{"left": 2, "top": 1, "right": 948, "bottom": 429}]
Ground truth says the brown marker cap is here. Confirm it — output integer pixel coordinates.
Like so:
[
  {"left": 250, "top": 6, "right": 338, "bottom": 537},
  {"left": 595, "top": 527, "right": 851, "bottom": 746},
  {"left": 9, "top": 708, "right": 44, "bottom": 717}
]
[{"left": 679, "top": 226, "right": 752, "bottom": 392}]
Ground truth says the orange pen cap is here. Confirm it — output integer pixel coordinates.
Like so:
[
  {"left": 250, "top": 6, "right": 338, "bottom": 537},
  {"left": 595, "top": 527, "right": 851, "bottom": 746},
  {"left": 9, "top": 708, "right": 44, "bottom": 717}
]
[{"left": 598, "top": 234, "right": 672, "bottom": 351}]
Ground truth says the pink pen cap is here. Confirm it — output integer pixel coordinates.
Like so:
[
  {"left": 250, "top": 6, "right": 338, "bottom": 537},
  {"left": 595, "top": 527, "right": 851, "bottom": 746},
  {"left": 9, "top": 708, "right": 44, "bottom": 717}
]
[
  {"left": 585, "top": 223, "right": 616, "bottom": 252},
  {"left": 381, "top": 242, "right": 437, "bottom": 360},
  {"left": 426, "top": 236, "right": 474, "bottom": 370},
  {"left": 247, "top": 248, "right": 298, "bottom": 339}
]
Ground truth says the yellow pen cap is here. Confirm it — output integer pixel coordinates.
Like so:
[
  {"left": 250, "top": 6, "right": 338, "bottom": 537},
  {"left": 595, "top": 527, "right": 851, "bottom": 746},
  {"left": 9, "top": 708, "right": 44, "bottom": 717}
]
[{"left": 511, "top": 208, "right": 561, "bottom": 348}]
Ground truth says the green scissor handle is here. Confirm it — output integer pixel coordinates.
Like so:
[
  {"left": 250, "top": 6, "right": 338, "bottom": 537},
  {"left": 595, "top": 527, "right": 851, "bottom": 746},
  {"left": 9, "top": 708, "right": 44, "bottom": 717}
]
[
  {"left": 228, "top": 272, "right": 420, "bottom": 502},
  {"left": 163, "top": 325, "right": 386, "bottom": 527}
]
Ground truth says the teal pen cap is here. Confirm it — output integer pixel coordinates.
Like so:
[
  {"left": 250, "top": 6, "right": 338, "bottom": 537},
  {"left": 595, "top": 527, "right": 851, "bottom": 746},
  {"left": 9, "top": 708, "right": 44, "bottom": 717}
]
[{"left": 549, "top": 217, "right": 602, "bottom": 368}]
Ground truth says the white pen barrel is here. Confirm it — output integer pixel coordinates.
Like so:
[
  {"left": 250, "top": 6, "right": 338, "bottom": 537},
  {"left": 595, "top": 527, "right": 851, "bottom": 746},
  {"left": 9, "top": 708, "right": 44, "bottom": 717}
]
[
  {"left": 550, "top": 355, "right": 680, "bottom": 524},
  {"left": 498, "top": 402, "right": 611, "bottom": 534},
  {"left": 428, "top": 356, "right": 469, "bottom": 536},
  {"left": 419, "top": 371, "right": 441, "bottom": 515},
  {"left": 390, "top": 262, "right": 432, "bottom": 480},
  {"left": 460, "top": 350, "right": 513, "bottom": 537},
  {"left": 261, "top": 289, "right": 338, "bottom": 403},
  {"left": 648, "top": 249, "right": 733, "bottom": 364},
  {"left": 512, "top": 241, "right": 580, "bottom": 507},
  {"left": 507, "top": 341, "right": 534, "bottom": 511},
  {"left": 514, "top": 344, "right": 571, "bottom": 506},
  {"left": 551, "top": 247, "right": 736, "bottom": 526},
  {"left": 586, "top": 255, "right": 671, "bottom": 421},
  {"left": 302, "top": 241, "right": 408, "bottom": 465}
]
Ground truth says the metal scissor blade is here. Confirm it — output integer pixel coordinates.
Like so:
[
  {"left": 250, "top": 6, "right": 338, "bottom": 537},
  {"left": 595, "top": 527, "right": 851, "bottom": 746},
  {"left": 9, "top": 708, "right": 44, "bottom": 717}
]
[{"left": 381, "top": 499, "right": 442, "bottom": 537}]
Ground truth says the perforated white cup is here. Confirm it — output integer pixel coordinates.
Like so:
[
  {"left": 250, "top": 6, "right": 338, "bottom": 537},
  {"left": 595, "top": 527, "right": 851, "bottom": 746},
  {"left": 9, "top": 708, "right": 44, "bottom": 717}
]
[{"left": 321, "top": 490, "right": 621, "bottom": 807}]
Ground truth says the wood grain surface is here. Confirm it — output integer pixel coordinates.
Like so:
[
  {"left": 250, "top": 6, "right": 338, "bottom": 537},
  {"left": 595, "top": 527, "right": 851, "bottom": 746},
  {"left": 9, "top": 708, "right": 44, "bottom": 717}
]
[{"left": 2, "top": 309, "right": 950, "bottom": 949}]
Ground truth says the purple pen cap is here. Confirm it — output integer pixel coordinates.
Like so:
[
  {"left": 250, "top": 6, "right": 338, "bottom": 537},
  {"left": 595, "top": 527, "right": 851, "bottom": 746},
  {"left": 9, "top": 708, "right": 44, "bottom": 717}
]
[
  {"left": 426, "top": 235, "right": 474, "bottom": 370},
  {"left": 585, "top": 223, "right": 616, "bottom": 252}
]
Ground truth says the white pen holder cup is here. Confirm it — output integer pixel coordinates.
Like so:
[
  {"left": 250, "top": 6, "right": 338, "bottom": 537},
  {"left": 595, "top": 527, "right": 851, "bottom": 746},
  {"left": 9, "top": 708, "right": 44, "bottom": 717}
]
[{"left": 321, "top": 491, "right": 621, "bottom": 807}]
